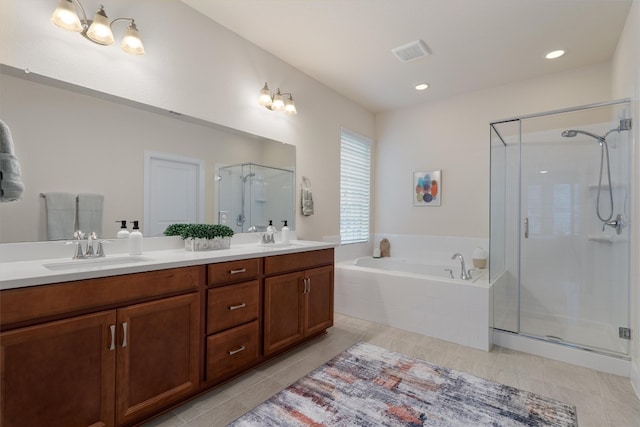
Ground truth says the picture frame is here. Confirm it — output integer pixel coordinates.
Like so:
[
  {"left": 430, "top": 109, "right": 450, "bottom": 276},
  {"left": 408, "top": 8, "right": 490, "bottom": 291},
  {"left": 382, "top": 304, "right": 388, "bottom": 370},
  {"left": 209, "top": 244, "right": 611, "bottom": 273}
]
[{"left": 413, "top": 170, "right": 441, "bottom": 206}]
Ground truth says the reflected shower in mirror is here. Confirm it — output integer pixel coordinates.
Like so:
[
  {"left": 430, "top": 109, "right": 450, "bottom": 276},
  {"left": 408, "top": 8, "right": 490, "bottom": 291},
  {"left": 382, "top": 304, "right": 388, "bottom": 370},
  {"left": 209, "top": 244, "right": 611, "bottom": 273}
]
[{"left": 217, "top": 163, "right": 295, "bottom": 234}]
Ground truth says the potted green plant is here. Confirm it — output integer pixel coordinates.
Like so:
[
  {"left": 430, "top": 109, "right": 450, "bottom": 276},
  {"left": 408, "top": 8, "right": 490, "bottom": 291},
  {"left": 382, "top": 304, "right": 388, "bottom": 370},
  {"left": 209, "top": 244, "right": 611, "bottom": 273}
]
[{"left": 164, "top": 223, "right": 234, "bottom": 251}]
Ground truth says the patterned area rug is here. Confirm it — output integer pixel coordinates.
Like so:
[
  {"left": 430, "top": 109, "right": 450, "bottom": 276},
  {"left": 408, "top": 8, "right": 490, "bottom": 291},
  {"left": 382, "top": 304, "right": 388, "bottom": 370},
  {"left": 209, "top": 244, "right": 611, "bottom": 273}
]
[{"left": 230, "top": 342, "right": 578, "bottom": 426}]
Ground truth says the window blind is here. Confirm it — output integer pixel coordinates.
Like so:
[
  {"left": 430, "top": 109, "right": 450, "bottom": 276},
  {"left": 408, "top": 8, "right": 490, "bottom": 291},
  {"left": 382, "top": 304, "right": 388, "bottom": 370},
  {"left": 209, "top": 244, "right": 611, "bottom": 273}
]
[{"left": 340, "top": 129, "right": 371, "bottom": 244}]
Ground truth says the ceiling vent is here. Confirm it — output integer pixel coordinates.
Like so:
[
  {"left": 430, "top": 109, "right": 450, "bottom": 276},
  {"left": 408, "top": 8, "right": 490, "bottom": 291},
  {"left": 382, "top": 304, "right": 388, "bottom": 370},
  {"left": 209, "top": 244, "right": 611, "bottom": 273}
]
[{"left": 391, "top": 40, "right": 431, "bottom": 63}]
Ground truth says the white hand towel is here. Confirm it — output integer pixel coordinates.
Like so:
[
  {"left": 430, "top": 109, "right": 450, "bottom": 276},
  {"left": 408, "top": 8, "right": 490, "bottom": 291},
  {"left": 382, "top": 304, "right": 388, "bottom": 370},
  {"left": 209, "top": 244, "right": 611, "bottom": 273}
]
[
  {"left": 0, "top": 119, "right": 25, "bottom": 202},
  {"left": 300, "top": 176, "right": 314, "bottom": 216},
  {"left": 301, "top": 188, "right": 314, "bottom": 216},
  {"left": 43, "top": 192, "right": 77, "bottom": 240},
  {"left": 78, "top": 193, "right": 104, "bottom": 237}
]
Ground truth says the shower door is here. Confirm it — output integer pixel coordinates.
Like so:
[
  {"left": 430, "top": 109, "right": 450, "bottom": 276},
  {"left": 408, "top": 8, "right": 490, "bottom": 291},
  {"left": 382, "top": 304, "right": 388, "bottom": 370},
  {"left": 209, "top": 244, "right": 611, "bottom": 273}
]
[{"left": 518, "top": 103, "right": 631, "bottom": 356}]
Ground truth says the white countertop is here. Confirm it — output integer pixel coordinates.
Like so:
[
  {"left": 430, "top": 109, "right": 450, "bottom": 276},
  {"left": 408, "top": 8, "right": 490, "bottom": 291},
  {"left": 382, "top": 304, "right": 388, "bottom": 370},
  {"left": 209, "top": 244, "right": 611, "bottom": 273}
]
[{"left": 0, "top": 239, "right": 336, "bottom": 291}]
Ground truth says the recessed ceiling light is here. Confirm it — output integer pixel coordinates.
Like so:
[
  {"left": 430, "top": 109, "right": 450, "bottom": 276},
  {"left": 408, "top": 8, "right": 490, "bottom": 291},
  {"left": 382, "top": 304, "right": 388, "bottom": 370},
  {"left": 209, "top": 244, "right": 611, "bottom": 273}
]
[
  {"left": 545, "top": 50, "right": 565, "bottom": 59},
  {"left": 539, "top": 170, "right": 549, "bottom": 174},
  {"left": 415, "top": 83, "right": 429, "bottom": 91}
]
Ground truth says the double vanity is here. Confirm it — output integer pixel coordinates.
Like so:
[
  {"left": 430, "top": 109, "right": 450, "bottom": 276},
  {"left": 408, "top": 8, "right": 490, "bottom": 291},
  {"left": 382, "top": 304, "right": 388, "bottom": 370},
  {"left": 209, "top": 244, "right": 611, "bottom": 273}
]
[{"left": 0, "top": 239, "right": 335, "bottom": 427}]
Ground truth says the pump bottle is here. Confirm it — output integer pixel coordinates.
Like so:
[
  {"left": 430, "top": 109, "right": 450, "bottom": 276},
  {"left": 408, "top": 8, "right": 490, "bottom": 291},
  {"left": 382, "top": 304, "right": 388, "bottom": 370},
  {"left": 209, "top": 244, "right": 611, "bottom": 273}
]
[
  {"left": 280, "top": 220, "right": 290, "bottom": 243},
  {"left": 116, "top": 220, "right": 130, "bottom": 239},
  {"left": 128, "top": 220, "right": 143, "bottom": 255}
]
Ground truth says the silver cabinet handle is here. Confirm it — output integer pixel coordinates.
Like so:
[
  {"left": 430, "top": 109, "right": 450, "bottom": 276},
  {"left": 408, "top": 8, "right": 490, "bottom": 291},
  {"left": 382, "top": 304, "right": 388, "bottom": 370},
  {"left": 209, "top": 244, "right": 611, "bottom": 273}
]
[
  {"left": 303, "top": 277, "right": 311, "bottom": 293},
  {"left": 524, "top": 217, "right": 529, "bottom": 239},
  {"left": 228, "top": 345, "right": 245, "bottom": 356},
  {"left": 228, "top": 303, "right": 246, "bottom": 311},
  {"left": 109, "top": 324, "right": 116, "bottom": 351},
  {"left": 229, "top": 268, "right": 247, "bottom": 275},
  {"left": 121, "top": 322, "right": 128, "bottom": 348}
]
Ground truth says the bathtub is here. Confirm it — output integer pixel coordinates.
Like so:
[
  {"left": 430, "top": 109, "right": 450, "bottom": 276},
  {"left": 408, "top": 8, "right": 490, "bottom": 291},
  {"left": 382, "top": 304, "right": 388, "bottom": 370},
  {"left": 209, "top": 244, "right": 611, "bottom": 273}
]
[
  {"left": 335, "top": 256, "right": 493, "bottom": 351},
  {"left": 351, "top": 256, "right": 485, "bottom": 280}
]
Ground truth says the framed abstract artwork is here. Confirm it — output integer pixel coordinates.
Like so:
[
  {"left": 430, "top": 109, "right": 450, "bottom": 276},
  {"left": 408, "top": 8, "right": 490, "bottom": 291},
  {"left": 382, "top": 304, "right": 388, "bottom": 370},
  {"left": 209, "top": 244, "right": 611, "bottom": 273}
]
[{"left": 413, "top": 170, "right": 441, "bottom": 206}]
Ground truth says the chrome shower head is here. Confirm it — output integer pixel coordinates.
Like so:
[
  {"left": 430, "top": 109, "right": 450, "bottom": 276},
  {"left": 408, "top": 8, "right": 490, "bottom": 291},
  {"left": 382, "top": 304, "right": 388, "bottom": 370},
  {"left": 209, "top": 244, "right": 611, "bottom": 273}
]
[
  {"left": 561, "top": 129, "right": 606, "bottom": 144},
  {"left": 241, "top": 172, "right": 256, "bottom": 182}
]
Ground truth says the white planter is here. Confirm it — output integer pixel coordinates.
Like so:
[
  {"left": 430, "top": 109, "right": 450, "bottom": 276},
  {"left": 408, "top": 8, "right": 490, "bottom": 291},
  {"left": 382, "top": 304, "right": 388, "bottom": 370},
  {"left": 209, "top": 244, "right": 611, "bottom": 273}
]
[{"left": 184, "top": 237, "right": 231, "bottom": 251}]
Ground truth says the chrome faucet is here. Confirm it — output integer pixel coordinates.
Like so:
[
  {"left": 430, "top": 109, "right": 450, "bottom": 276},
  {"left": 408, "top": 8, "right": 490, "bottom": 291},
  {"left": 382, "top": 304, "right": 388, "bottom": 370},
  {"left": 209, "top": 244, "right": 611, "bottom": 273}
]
[
  {"left": 70, "top": 230, "right": 107, "bottom": 259},
  {"left": 85, "top": 232, "right": 96, "bottom": 257},
  {"left": 451, "top": 252, "right": 471, "bottom": 280},
  {"left": 261, "top": 232, "right": 275, "bottom": 244}
]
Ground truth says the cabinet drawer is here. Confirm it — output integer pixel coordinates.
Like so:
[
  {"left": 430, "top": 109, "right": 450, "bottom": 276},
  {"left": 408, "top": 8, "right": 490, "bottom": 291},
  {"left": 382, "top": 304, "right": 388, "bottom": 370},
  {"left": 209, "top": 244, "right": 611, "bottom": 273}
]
[
  {"left": 206, "top": 320, "right": 259, "bottom": 383},
  {"left": 264, "top": 248, "right": 334, "bottom": 276},
  {"left": 207, "top": 281, "right": 259, "bottom": 334},
  {"left": 207, "top": 258, "right": 260, "bottom": 286},
  {"left": 1, "top": 266, "right": 204, "bottom": 328}
]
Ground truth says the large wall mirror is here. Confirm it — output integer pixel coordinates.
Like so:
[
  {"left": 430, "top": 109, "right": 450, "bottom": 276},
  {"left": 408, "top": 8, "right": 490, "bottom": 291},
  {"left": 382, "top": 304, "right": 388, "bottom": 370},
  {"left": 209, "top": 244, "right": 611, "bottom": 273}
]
[{"left": 0, "top": 65, "right": 296, "bottom": 243}]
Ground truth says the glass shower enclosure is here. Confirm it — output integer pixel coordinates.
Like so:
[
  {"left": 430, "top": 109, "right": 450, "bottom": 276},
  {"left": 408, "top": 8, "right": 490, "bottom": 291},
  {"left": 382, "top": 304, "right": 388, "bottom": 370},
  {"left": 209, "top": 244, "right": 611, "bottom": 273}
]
[
  {"left": 217, "top": 163, "right": 295, "bottom": 234},
  {"left": 490, "top": 100, "right": 633, "bottom": 358}
]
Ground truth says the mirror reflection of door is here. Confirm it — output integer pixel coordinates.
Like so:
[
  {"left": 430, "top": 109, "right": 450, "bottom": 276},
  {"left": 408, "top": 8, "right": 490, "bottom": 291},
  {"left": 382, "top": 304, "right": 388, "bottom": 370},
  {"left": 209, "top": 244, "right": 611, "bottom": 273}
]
[{"left": 144, "top": 152, "right": 204, "bottom": 236}]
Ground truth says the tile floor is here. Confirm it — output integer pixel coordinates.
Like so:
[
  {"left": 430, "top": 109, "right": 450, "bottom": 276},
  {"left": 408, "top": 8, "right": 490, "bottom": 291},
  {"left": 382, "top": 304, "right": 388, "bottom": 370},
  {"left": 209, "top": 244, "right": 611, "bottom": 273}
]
[{"left": 143, "top": 313, "right": 640, "bottom": 427}]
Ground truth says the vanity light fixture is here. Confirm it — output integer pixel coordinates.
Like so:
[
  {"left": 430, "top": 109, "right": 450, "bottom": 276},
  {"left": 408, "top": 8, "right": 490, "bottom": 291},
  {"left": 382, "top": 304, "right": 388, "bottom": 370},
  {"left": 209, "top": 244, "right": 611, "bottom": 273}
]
[
  {"left": 51, "top": 0, "right": 145, "bottom": 55},
  {"left": 258, "top": 82, "right": 297, "bottom": 115}
]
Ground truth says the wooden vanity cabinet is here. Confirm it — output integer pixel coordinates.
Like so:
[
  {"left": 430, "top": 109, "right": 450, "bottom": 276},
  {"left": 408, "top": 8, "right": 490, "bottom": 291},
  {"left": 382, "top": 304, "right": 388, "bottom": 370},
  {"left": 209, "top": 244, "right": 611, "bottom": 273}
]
[
  {"left": 263, "top": 249, "right": 334, "bottom": 356},
  {"left": 0, "top": 249, "right": 334, "bottom": 426},
  {"left": 0, "top": 266, "right": 202, "bottom": 427},
  {"left": 205, "top": 258, "right": 261, "bottom": 384}
]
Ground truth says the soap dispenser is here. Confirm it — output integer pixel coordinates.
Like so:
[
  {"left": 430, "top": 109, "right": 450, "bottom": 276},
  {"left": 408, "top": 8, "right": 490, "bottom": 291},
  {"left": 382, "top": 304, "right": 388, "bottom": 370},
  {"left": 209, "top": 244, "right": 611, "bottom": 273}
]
[
  {"left": 128, "top": 220, "right": 143, "bottom": 255},
  {"left": 280, "top": 220, "right": 290, "bottom": 243},
  {"left": 265, "top": 220, "right": 276, "bottom": 243},
  {"left": 266, "top": 220, "right": 275, "bottom": 234},
  {"left": 116, "top": 220, "right": 130, "bottom": 239}
]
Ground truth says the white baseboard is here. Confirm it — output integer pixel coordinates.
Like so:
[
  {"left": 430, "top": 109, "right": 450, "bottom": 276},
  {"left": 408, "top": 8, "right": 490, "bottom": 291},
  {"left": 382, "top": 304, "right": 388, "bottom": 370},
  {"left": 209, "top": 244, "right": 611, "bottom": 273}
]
[{"left": 632, "top": 359, "right": 640, "bottom": 400}]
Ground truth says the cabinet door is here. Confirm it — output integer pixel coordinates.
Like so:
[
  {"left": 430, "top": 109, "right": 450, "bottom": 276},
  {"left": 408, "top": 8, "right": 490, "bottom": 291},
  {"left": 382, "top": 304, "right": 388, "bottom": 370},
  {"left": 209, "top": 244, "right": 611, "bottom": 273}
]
[
  {"left": 1, "top": 311, "right": 116, "bottom": 427},
  {"left": 115, "top": 293, "right": 200, "bottom": 426},
  {"left": 206, "top": 320, "right": 260, "bottom": 384},
  {"left": 263, "top": 271, "right": 305, "bottom": 355},
  {"left": 304, "top": 265, "right": 334, "bottom": 336}
]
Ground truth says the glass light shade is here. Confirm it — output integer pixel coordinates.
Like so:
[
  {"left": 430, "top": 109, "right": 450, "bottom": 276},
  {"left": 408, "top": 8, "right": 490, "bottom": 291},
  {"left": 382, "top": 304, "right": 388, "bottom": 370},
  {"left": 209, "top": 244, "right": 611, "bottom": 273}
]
[
  {"left": 51, "top": 0, "right": 82, "bottom": 32},
  {"left": 121, "top": 21, "right": 145, "bottom": 55},
  {"left": 258, "top": 83, "right": 272, "bottom": 107},
  {"left": 272, "top": 90, "right": 285, "bottom": 111},
  {"left": 284, "top": 95, "right": 297, "bottom": 115},
  {"left": 86, "top": 7, "right": 114, "bottom": 45}
]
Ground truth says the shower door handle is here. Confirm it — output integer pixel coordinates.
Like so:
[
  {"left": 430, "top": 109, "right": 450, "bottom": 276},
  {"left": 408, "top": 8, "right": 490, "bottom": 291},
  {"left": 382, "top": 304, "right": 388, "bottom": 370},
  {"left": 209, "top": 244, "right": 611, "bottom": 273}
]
[{"left": 524, "top": 217, "right": 529, "bottom": 238}]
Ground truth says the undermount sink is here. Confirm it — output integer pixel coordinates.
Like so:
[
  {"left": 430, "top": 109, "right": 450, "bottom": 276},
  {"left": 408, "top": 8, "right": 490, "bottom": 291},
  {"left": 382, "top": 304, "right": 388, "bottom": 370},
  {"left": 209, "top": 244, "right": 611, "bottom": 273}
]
[
  {"left": 43, "top": 256, "right": 152, "bottom": 271},
  {"left": 257, "top": 242, "right": 304, "bottom": 249}
]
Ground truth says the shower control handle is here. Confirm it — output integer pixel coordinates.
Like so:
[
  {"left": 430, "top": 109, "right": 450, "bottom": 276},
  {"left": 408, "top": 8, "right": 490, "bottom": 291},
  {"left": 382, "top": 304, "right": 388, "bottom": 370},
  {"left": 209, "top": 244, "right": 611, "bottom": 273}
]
[
  {"left": 602, "top": 214, "right": 624, "bottom": 235},
  {"left": 524, "top": 217, "right": 529, "bottom": 238}
]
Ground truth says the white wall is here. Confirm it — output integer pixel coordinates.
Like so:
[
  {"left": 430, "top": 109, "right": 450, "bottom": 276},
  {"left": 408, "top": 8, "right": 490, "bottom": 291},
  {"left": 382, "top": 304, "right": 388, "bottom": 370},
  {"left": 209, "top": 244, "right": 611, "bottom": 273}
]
[
  {"left": 374, "top": 62, "right": 612, "bottom": 237},
  {"left": 0, "top": 0, "right": 375, "bottom": 242}
]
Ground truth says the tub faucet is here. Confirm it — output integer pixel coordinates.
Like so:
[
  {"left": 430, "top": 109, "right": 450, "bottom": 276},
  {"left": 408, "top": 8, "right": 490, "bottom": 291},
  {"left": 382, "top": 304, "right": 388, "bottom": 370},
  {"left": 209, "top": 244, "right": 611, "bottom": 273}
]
[{"left": 451, "top": 252, "right": 471, "bottom": 280}]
